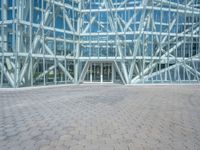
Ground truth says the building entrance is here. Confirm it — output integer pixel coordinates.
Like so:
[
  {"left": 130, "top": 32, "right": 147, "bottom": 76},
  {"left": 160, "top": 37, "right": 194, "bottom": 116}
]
[{"left": 84, "top": 62, "right": 113, "bottom": 83}]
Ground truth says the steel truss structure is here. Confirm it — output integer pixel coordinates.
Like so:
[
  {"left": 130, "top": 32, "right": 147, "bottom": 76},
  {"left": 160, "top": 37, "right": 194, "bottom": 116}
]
[{"left": 0, "top": 0, "right": 200, "bottom": 87}]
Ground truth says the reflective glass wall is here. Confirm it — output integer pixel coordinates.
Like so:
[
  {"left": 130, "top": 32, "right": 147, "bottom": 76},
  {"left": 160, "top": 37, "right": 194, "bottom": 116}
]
[
  {"left": 0, "top": 0, "right": 78, "bottom": 87},
  {"left": 0, "top": 0, "right": 200, "bottom": 87},
  {"left": 80, "top": 0, "right": 200, "bottom": 84}
]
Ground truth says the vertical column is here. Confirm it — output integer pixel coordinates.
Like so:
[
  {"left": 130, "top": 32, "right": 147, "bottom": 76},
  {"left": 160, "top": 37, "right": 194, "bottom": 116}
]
[
  {"left": 100, "top": 63, "right": 103, "bottom": 83},
  {"left": 29, "top": 0, "right": 33, "bottom": 86},
  {"left": 191, "top": 1, "right": 199, "bottom": 82},
  {"left": 198, "top": 3, "right": 200, "bottom": 83},
  {"left": 183, "top": 1, "right": 187, "bottom": 82},
  {"left": 74, "top": 1, "right": 81, "bottom": 84},
  {"left": 158, "top": 0, "right": 163, "bottom": 83},
  {"left": 63, "top": 0, "right": 67, "bottom": 84},
  {"left": 53, "top": 1, "right": 56, "bottom": 85},
  {"left": 167, "top": 1, "right": 171, "bottom": 83},
  {"left": 150, "top": 0, "right": 154, "bottom": 84},
  {"left": 15, "top": 0, "right": 23, "bottom": 87},
  {"left": 42, "top": 0, "right": 45, "bottom": 86},
  {"left": 175, "top": 1, "right": 179, "bottom": 83},
  {"left": 0, "top": 0, "right": 7, "bottom": 87},
  {"left": 112, "top": 63, "right": 115, "bottom": 83},
  {"left": 90, "top": 64, "right": 92, "bottom": 82}
]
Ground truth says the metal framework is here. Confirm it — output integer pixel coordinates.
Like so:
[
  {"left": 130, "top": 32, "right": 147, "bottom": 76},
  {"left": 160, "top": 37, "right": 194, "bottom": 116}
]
[{"left": 0, "top": 0, "right": 200, "bottom": 87}]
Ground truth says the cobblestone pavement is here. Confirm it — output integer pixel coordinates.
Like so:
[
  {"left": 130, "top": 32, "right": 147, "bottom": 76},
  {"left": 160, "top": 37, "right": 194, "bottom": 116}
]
[{"left": 0, "top": 85, "right": 200, "bottom": 150}]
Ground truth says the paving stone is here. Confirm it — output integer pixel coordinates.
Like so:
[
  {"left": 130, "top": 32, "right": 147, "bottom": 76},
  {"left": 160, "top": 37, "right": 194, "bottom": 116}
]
[
  {"left": 0, "top": 85, "right": 200, "bottom": 149},
  {"left": 99, "top": 144, "right": 115, "bottom": 150},
  {"left": 36, "top": 139, "right": 50, "bottom": 148},
  {"left": 85, "top": 144, "right": 100, "bottom": 150},
  {"left": 114, "top": 143, "right": 129, "bottom": 150},
  {"left": 39, "top": 145, "right": 54, "bottom": 150},
  {"left": 7, "top": 145, "right": 22, "bottom": 150},
  {"left": 69, "top": 144, "right": 85, "bottom": 150},
  {"left": 59, "top": 134, "right": 72, "bottom": 141}
]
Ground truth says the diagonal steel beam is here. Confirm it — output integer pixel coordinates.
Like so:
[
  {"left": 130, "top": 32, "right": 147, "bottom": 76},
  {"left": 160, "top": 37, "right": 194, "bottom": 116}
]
[
  {"left": 79, "top": 61, "right": 89, "bottom": 83},
  {"left": 0, "top": 63, "right": 15, "bottom": 87},
  {"left": 62, "top": 8, "right": 76, "bottom": 32},
  {"left": 128, "top": 0, "right": 150, "bottom": 83},
  {"left": 44, "top": 44, "right": 74, "bottom": 81}
]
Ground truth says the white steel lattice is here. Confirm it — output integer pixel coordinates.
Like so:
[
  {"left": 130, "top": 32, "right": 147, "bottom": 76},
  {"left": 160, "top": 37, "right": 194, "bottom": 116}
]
[{"left": 0, "top": 0, "right": 200, "bottom": 87}]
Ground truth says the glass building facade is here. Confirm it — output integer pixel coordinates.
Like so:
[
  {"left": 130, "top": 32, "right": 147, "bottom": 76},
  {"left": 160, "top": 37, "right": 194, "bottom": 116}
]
[{"left": 0, "top": 0, "right": 200, "bottom": 87}]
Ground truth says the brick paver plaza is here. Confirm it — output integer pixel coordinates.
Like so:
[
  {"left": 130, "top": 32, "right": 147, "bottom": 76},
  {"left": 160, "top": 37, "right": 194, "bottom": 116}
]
[{"left": 0, "top": 85, "right": 200, "bottom": 150}]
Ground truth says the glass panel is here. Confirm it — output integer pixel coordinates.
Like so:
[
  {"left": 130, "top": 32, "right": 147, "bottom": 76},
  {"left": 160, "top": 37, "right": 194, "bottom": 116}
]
[
  {"left": 103, "top": 63, "right": 112, "bottom": 82},
  {"left": 92, "top": 63, "right": 101, "bottom": 82},
  {"left": 85, "top": 65, "right": 91, "bottom": 82},
  {"left": 84, "top": 63, "right": 113, "bottom": 83}
]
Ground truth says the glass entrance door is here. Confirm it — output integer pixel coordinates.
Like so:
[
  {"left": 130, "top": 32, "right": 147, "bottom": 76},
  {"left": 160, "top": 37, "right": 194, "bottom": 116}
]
[
  {"left": 84, "top": 62, "right": 113, "bottom": 83},
  {"left": 103, "top": 63, "right": 112, "bottom": 82},
  {"left": 92, "top": 63, "right": 101, "bottom": 82}
]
